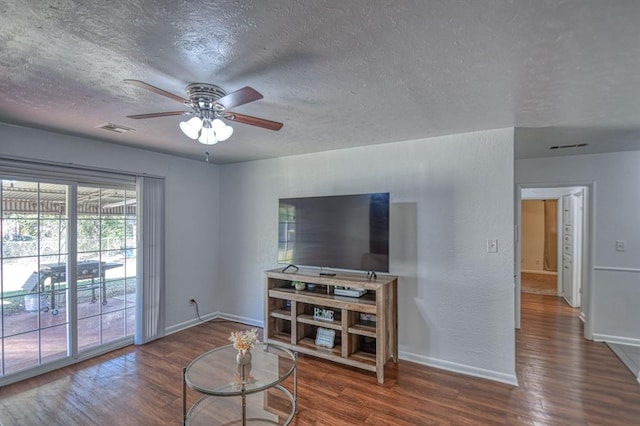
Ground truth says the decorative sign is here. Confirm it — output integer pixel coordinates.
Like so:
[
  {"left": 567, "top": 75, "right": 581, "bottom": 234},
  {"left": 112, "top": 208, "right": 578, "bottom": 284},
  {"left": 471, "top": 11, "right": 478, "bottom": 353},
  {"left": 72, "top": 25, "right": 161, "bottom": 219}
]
[
  {"left": 315, "top": 327, "right": 335, "bottom": 348},
  {"left": 359, "top": 313, "right": 376, "bottom": 323},
  {"left": 313, "top": 307, "right": 334, "bottom": 322}
]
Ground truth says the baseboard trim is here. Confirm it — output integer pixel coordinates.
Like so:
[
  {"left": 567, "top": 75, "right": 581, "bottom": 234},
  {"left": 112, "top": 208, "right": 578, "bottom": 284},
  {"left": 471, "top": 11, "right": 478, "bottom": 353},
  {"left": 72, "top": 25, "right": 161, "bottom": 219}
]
[
  {"left": 398, "top": 348, "right": 519, "bottom": 387},
  {"left": 165, "top": 311, "right": 220, "bottom": 335},
  {"left": 606, "top": 343, "right": 640, "bottom": 384},
  {"left": 166, "top": 315, "right": 519, "bottom": 386},
  {"left": 165, "top": 312, "right": 264, "bottom": 336},
  {"left": 216, "top": 312, "right": 264, "bottom": 328},
  {"left": 593, "top": 334, "right": 640, "bottom": 347},
  {"left": 521, "top": 269, "right": 557, "bottom": 276}
]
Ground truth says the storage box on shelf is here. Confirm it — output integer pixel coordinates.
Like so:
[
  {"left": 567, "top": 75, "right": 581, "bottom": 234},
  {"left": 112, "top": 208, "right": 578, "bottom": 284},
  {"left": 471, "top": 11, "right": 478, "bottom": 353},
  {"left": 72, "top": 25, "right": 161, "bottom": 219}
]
[{"left": 264, "top": 268, "right": 398, "bottom": 384}]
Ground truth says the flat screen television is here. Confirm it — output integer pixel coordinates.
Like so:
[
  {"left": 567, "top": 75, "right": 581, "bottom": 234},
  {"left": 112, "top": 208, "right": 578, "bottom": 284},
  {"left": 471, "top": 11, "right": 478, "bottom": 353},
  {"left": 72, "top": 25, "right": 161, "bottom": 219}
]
[{"left": 278, "top": 193, "right": 389, "bottom": 273}]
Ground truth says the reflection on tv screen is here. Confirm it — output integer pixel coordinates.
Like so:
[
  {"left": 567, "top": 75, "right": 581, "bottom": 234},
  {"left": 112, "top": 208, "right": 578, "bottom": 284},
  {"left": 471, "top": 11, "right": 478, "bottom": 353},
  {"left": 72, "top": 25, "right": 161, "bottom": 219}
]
[{"left": 278, "top": 193, "right": 389, "bottom": 272}]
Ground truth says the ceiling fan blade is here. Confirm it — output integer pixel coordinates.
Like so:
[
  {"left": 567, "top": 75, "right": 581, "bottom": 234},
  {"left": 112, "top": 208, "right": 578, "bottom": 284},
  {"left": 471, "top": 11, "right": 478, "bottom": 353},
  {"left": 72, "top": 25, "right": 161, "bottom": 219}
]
[
  {"left": 223, "top": 112, "right": 283, "bottom": 131},
  {"left": 217, "top": 87, "right": 263, "bottom": 110},
  {"left": 124, "top": 79, "right": 188, "bottom": 104},
  {"left": 126, "top": 111, "right": 189, "bottom": 119}
]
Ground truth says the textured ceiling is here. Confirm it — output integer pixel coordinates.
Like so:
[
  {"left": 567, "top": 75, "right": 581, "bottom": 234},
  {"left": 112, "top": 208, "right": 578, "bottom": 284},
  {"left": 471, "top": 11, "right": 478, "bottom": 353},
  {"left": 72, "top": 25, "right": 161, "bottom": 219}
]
[{"left": 1, "top": 1, "right": 640, "bottom": 164}]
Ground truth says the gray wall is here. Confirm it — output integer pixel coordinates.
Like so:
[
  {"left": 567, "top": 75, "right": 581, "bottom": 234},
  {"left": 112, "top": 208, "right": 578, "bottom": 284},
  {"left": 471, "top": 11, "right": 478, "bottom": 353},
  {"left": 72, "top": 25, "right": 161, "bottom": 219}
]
[
  {"left": 1, "top": 123, "right": 518, "bottom": 384},
  {"left": 218, "top": 128, "right": 517, "bottom": 384}
]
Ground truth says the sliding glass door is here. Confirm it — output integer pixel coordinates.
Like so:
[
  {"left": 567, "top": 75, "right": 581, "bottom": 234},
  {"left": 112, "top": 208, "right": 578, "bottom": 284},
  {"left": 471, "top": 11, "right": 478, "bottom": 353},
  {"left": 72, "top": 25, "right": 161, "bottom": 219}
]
[
  {"left": 0, "top": 178, "right": 136, "bottom": 379},
  {"left": 76, "top": 186, "right": 137, "bottom": 351},
  {"left": 1, "top": 180, "right": 70, "bottom": 375}
]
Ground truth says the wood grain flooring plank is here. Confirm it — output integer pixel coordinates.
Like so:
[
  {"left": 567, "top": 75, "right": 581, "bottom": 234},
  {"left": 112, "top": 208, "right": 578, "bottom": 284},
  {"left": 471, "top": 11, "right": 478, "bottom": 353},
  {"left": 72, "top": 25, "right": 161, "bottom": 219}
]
[{"left": 0, "top": 295, "right": 638, "bottom": 425}]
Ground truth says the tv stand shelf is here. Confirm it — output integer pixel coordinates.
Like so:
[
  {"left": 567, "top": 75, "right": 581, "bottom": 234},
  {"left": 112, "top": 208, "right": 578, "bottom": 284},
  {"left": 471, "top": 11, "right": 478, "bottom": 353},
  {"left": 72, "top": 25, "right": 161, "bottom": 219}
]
[{"left": 264, "top": 268, "right": 398, "bottom": 384}]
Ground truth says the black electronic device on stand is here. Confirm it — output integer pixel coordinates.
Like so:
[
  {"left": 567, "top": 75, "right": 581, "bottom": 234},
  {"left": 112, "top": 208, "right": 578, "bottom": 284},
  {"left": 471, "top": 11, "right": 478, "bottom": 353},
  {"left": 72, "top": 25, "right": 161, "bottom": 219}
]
[
  {"left": 319, "top": 267, "right": 336, "bottom": 277},
  {"left": 281, "top": 264, "right": 299, "bottom": 273}
]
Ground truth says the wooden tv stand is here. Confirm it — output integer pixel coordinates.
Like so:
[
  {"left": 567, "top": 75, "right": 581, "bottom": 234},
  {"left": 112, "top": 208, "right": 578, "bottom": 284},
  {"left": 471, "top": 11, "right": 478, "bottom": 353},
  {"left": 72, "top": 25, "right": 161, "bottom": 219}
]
[{"left": 264, "top": 268, "right": 398, "bottom": 384}]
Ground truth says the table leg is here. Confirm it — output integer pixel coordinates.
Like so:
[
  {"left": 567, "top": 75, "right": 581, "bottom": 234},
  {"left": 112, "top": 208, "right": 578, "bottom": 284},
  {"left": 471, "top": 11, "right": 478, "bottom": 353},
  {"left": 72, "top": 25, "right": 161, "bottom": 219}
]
[
  {"left": 294, "top": 352, "right": 298, "bottom": 414},
  {"left": 101, "top": 273, "right": 107, "bottom": 305},
  {"left": 91, "top": 277, "right": 97, "bottom": 303},
  {"left": 182, "top": 367, "right": 187, "bottom": 426},
  {"left": 50, "top": 283, "right": 56, "bottom": 311},
  {"left": 242, "top": 390, "right": 247, "bottom": 426}
]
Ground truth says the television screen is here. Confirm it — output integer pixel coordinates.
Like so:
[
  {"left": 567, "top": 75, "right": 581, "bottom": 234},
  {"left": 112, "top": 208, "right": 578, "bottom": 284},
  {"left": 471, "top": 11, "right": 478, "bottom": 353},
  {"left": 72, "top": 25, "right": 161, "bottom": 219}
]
[{"left": 278, "top": 193, "right": 389, "bottom": 272}]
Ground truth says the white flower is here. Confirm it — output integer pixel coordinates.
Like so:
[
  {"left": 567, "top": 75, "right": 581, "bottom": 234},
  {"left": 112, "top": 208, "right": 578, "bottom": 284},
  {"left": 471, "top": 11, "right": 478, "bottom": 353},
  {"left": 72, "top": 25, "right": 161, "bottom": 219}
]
[{"left": 228, "top": 328, "right": 259, "bottom": 353}]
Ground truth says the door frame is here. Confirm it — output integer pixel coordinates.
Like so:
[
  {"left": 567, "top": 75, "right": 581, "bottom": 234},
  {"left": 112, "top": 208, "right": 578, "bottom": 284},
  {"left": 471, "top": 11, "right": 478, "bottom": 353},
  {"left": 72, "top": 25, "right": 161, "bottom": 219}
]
[{"left": 515, "top": 183, "right": 594, "bottom": 340}]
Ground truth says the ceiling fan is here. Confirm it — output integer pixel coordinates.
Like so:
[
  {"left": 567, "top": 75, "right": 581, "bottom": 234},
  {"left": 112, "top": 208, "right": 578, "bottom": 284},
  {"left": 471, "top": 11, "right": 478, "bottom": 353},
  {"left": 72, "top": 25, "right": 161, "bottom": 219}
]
[{"left": 124, "top": 79, "right": 283, "bottom": 146}]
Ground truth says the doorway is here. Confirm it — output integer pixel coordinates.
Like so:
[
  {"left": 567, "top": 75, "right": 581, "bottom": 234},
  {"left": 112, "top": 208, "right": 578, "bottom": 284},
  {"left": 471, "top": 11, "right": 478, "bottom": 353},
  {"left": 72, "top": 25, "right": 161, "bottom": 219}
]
[
  {"left": 515, "top": 185, "right": 590, "bottom": 334},
  {"left": 521, "top": 199, "right": 559, "bottom": 296}
]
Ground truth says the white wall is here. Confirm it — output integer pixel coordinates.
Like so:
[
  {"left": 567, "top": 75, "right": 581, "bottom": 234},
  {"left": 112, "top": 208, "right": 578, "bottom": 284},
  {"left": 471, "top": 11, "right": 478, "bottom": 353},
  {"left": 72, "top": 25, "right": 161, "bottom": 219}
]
[
  {"left": 0, "top": 123, "right": 221, "bottom": 330},
  {"left": 516, "top": 151, "right": 640, "bottom": 345},
  {"left": 218, "top": 128, "right": 517, "bottom": 384}
]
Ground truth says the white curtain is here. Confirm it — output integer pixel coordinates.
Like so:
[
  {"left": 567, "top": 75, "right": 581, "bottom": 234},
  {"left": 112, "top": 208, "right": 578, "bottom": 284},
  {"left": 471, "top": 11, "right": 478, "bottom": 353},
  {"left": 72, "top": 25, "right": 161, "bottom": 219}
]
[{"left": 135, "top": 176, "right": 166, "bottom": 344}]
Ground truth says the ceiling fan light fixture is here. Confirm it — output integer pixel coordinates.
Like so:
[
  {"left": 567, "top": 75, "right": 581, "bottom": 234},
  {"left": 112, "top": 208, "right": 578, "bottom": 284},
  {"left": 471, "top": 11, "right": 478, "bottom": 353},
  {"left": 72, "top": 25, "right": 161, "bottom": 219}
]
[
  {"left": 179, "top": 116, "right": 203, "bottom": 139},
  {"left": 216, "top": 124, "right": 234, "bottom": 142},
  {"left": 211, "top": 118, "right": 226, "bottom": 131},
  {"left": 124, "top": 79, "right": 283, "bottom": 160},
  {"left": 198, "top": 127, "right": 218, "bottom": 145}
]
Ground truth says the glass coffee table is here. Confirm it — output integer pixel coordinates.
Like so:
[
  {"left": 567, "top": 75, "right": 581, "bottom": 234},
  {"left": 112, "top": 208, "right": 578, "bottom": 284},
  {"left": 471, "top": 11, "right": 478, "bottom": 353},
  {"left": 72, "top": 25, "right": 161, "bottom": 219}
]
[{"left": 183, "top": 342, "right": 297, "bottom": 425}]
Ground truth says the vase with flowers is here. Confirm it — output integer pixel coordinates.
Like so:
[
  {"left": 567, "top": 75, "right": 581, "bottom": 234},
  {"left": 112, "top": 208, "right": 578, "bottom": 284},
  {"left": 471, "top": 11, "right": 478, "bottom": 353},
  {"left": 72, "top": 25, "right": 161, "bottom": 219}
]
[{"left": 228, "top": 328, "right": 259, "bottom": 365}]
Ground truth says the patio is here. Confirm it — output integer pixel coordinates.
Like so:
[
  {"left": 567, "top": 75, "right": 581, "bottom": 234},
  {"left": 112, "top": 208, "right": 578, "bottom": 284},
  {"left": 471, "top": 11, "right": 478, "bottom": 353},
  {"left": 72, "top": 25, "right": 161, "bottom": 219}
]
[{"left": 2, "top": 265, "right": 136, "bottom": 377}]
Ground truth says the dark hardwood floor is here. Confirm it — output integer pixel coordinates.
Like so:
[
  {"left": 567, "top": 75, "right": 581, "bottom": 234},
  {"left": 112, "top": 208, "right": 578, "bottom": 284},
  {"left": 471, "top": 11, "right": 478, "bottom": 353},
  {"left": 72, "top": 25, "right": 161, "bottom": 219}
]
[{"left": 0, "top": 293, "right": 638, "bottom": 425}]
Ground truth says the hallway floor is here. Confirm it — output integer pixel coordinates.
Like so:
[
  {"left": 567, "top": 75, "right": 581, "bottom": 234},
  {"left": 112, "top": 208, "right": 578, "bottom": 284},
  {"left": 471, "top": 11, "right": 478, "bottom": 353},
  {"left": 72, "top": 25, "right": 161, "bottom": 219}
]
[{"left": 521, "top": 272, "right": 557, "bottom": 295}]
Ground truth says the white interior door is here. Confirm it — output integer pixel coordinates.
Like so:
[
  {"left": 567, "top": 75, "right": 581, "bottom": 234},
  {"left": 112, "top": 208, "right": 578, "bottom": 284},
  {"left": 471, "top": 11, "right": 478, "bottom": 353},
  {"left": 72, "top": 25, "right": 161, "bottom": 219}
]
[
  {"left": 561, "top": 191, "right": 583, "bottom": 308},
  {"left": 562, "top": 194, "right": 575, "bottom": 305},
  {"left": 572, "top": 190, "right": 584, "bottom": 308}
]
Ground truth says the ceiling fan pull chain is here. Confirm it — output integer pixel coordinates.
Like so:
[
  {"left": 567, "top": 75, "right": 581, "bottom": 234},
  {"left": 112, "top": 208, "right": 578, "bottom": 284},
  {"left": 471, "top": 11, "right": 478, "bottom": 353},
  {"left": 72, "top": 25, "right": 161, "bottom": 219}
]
[{"left": 205, "top": 151, "right": 210, "bottom": 163}]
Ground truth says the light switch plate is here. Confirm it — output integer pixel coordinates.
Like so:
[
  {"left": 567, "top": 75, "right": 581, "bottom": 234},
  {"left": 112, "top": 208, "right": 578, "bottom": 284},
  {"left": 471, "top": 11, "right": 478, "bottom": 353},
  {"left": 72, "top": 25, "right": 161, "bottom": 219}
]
[
  {"left": 616, "top": 240, "right": 625, "bottom": 252},
  {"left": 487, "top": 239, "right": 498, "bottom": 253}
]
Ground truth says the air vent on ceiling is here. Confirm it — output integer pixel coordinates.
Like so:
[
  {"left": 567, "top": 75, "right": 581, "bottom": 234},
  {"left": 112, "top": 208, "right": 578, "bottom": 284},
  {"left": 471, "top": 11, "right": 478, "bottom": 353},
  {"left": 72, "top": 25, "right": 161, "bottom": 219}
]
[
  {"left": 97, "top": 123, "right": 135, "bottom": 134},
  {"left": 549, "top": 143, "right": 588, "bottom": 150}
]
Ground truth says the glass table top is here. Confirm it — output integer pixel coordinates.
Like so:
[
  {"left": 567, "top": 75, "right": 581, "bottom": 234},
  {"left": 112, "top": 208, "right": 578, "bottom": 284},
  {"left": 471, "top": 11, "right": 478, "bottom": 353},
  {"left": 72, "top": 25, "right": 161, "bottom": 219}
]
[{"left": 184, "top": 342, "right": 296, "bottom": 396}]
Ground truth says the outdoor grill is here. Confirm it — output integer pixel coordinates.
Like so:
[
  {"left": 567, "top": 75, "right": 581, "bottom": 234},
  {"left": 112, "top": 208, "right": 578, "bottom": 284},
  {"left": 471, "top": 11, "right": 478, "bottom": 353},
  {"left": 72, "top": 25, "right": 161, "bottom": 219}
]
[{"left": 22, "top": 260, "right": 122, "bottom": 315}]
